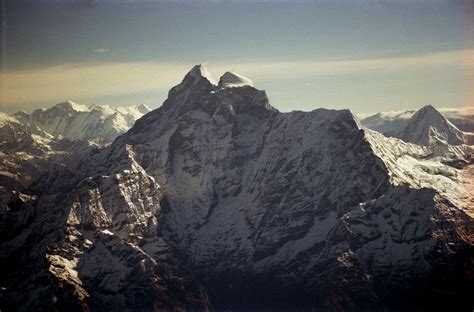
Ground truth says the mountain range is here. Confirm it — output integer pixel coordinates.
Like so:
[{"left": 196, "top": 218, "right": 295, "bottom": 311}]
[
  {"left": 0, "top": 102, "right": 150, "bottom": 211},
  {"left": 0, "top": 65, "right": 473, "bottom": 311}
]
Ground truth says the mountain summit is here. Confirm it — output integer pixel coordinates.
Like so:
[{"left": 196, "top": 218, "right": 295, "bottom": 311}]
[
  {"left": 184, "top": 64, "right": 217, "bottom": 85},
  {"left": 397, "top": 104, "right": 465, "bottom": 145},
  {"left": 218, "top": 71, "right": 254, "bottom": 88}
]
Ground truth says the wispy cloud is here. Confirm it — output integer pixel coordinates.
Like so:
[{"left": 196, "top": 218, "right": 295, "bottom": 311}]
[
  {"left": 221, "top": 49, "right": 472, "bottom": 80},
  {"left": 93, "top": 48, "right": 108, "bottom": 53},
  {"left": 1, "top": 49, "right": 472, "bottom": 110},
  {"left": 0, "top": 62, "right": 191, "bottom": 109}
]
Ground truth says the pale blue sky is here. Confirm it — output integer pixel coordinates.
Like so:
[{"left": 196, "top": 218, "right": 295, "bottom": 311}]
[{"left": 1, "top": 0, "right": 473, "bottom": 113}]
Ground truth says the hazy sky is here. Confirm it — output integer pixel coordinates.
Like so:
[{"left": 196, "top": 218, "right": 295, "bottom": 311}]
[{"left": 1, "top": 0, "right": 473, "bottom": 113}]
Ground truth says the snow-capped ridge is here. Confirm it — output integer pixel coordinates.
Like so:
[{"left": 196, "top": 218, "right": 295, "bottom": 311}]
[
  {"left": 5, "top": 101, "right": 149, "bottom": 144},
  {"left": 53, "top": 100, "right": 90, "bottom": 112},
  {"left": 218, "top": 71, "right": 254, "bottom": 88}
]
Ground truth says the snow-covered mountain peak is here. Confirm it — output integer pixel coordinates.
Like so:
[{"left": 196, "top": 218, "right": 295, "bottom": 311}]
[
  {"left": 147, "top": 66, "right": 277, "bottom": 124},
  {"left": 411, "top": 104, "right": 448, "bottom": 124},
  {"left": 184, "top": 64, "right": 217, "bottom": 86},
  {"left": 218, "top": 71, "right": 254, "bottom": 88},
  {"left": 53, "top": 100, "right": 90, "bottom": 112},
  {"left": 417, "top": 103, "right": 437, "bottom": 114},
  {"left": 398, "top": 104, "right": 465, "bottom": 145}
]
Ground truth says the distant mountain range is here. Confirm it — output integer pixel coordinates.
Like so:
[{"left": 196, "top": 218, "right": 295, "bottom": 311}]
[
  {"left": 0, "top": 66, "right": 473, "bottom": 311},
  {"left": 359, "top": 105, "right": 474, "bottom": 143},
  {"left": 5, "top": 101, "right": 151, "bottom": 143},
  {"left": 0, "top": 102, "right": 150, "bottom": 210}
]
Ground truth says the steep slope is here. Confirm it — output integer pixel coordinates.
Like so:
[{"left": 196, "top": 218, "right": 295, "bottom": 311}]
[
  {"left": 1, "top": 65, "right": 472, "bottom": 310},
  {"left": 0, "top": 146, "right": 210, "bottom": 311}
]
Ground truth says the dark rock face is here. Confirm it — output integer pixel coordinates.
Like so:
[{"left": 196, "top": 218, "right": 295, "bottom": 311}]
[
  {"left": 0, "top": 145, "right": 211, "bottom": 311},
  {"left": 1, "top": 66, "right": 473, "bottom": 310}
]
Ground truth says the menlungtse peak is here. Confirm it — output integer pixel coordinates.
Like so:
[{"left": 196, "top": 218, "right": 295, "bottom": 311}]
[
  {"left": 218, "top": 71, "right": 254, "bottom": 88},
  {"left": 397, "top": 104, "right": 465, "bottom": 145},
  {"left": 183, "top": 64, "right": 217, "bottom": 86}
]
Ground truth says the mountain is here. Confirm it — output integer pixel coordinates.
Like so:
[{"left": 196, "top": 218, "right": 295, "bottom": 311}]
[
  {"left": 1, "top": 65, "right": 473, "bottom": 310},
  {"left": 395, "top": 104, "right": 465, "bottom": 145},
  {"left": 13, "top": 101, "right": 152, "bottom": 143},
  {"left": 0, "top": 102, "right": 151, "bottom": 212},
  {"left": 360, "top": 105, "right": 474, "bottom": 144}
]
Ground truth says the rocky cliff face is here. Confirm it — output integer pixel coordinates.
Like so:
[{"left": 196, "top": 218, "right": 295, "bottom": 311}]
[
  {"left": 0, "top": 144, "right": 210, "bottom": 311},
  {"left": 1, "top": 65, "right": 473, "bottom": 310}
]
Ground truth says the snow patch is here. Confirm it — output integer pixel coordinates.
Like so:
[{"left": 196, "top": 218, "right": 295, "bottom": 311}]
[{"left": 218, "top": 71, "right": 254, "bottom": 88}]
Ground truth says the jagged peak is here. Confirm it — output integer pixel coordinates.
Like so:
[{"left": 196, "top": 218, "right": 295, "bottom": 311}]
[
  {"left": 409, "top": 104, "right": 459, "bottom": 130},
  {"left": 412, "top": 104, "right": 442, "bottom": 118},
  {"left": 218, "top": 71, "right": 254, "bottom": 88},
  {"left": 183, "top": 64, "right": 217, "bottom": 86}
]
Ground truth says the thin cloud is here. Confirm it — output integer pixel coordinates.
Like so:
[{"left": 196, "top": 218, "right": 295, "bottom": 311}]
[
  {"left": 0, "top": 62, "right": 191, "bottom": 109},
  {"left": 221, "top": 49, "right": 472, "bottom": 81},
  {"left": 1, "top": 49, "right": 472, "bottom": 109}
]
